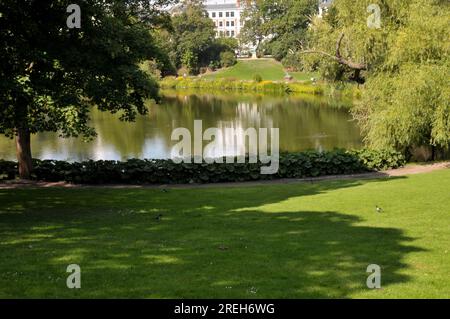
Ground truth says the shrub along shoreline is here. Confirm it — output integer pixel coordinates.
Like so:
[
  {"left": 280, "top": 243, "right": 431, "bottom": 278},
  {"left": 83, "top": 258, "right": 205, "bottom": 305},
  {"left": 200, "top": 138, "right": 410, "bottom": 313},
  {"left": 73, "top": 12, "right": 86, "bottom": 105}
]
[
  {"left": 0, "top": 149, "right": 405, "bottom": 184},
  {"left": 159, "top": 77, "right": 325, "bottom": 95}
]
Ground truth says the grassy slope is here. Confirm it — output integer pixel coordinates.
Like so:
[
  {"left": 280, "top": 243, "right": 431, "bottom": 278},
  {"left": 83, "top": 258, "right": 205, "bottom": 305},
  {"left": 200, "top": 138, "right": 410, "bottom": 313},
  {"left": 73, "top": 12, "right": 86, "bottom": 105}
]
[
  {"left": 203, "top": 58, "right": 317, "bottom": 82},
  {"left": 0, "top": 169, "right": 449, "bottom": 298}
]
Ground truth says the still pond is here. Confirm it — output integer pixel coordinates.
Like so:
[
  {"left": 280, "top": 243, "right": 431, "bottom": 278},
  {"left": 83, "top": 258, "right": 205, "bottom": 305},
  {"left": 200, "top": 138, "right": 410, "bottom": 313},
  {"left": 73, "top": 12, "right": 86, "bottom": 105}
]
[{"left": 0, "top": 90, "right": 362, "bottom": 161}]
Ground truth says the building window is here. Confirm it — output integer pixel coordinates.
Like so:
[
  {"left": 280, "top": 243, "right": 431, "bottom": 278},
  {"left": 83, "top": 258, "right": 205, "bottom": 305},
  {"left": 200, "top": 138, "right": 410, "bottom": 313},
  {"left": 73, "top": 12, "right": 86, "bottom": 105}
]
[
  {"left": 226, "top": 21, "right": 229, "bottom": 27},
  {"left": 231, "top": 31, "right": 235, "bottom": 37},
  {"left": 231, "top": 12, "right": 235, "bottom": 17},
  {"left": 226, "top": 31, "right": 230, "bottom": 37},
  {"left": 212, "top": 12, "right": 216, "bottom": 18},
  {"left": 226, "top": 12, "right": 229, "bottom": 17},
  {"left": 231, "top": 21, "right": 235, "bottom": 27},
  {"left": 219, "top": 12, "right": 222, "bottom": 18},
  {"left": 219, "top": 21, "right": 223, "bottom": 27}
]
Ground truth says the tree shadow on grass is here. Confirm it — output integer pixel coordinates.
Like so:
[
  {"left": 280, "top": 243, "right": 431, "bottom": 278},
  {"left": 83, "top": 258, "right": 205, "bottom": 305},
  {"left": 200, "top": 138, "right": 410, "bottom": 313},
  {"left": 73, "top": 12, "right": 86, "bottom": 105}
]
[{"left": 0, "top": 176, "right": 423, "bottom": 298}]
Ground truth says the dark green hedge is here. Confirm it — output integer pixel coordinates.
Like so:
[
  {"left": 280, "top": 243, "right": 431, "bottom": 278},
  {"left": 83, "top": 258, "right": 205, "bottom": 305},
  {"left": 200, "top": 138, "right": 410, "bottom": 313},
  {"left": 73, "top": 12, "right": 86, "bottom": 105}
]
[{"left": 0, "top": 149, "right": 405, "bottom": 184}]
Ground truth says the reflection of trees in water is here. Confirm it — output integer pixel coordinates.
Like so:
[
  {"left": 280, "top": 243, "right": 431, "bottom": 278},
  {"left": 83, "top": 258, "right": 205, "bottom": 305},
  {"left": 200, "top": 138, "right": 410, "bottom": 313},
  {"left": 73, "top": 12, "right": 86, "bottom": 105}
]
[
  {"left": 0, "top": 92, "right": 362, "bottom": 161},
  {"left": 0, "top": 137, "right": 15, "bottom": 160},
  {"left": 267, "top": 99, "right": 362, "bottom": 152}
]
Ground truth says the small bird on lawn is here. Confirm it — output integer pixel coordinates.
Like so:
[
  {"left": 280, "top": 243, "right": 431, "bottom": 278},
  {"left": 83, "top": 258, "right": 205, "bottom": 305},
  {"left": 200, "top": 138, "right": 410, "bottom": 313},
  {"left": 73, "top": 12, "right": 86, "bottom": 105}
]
[
  {"left": 375, "top": 206, "right": 383, "bottom": 213},
  {"left": 162, "top": 189, "right": 168, "bottom": 193},
  {"left": 155, "top": 214, "right": 163, "bottom": 221}
]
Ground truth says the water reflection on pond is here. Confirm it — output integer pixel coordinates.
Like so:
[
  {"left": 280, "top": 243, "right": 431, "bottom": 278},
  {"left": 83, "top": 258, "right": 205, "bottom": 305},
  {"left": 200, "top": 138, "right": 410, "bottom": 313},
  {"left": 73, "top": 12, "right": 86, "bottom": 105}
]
[{"left": 0, "top": 90, "right": 362, "bottom": 161}]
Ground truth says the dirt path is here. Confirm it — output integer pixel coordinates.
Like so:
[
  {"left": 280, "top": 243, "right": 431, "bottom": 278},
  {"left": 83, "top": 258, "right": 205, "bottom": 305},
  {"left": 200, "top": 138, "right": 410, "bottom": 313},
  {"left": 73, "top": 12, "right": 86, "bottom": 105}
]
[
  {"left": 384, "top": 162, "right": 450, "bottom": 176},
  {"left": 1, "top": 162, "right": 449, "bottom": 190}
]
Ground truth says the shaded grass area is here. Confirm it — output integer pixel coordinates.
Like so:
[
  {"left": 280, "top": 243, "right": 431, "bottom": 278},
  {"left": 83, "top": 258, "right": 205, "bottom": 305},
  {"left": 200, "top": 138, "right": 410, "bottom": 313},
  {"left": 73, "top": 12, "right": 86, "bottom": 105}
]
[
  {"left": 0, "top": 170, "right": 449, "bottom": 298},
  {"left": 203, "top": 59, "right": 317, "bottom": 82}
]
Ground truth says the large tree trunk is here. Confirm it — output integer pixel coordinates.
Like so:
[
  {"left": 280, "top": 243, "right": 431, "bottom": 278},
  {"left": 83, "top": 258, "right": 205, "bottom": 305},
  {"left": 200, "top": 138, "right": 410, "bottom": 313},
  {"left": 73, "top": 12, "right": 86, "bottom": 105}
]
[{"left": 15, "top": 127, "right": 33, "bottom": 179}]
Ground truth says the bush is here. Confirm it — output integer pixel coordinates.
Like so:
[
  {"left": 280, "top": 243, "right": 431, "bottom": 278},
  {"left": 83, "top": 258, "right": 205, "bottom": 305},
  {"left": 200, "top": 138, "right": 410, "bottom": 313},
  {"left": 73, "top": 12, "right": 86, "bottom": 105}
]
[
  {"left": 220, "top": 51, "right": 237, "bottom": 68},
  {"left": 281, "top": 53, "right": 305, "bottom": 72},
  {"left": 139, "top": 60, "right": 162, "bottom": 80},
  {"left": 350, "top": 149, "right": 407, "bottom": 171},
  {"left": 0, "top": 149, "right": 405, "bottom": 184},
  {"left": 288, "top": 83, "right": 324, "bottom": 95},
  {"left": 253, "top": 74, "right": 263, "bottom": 83},
  {"left": 208, "top": 60, "right": 220, "bottom": 71}
]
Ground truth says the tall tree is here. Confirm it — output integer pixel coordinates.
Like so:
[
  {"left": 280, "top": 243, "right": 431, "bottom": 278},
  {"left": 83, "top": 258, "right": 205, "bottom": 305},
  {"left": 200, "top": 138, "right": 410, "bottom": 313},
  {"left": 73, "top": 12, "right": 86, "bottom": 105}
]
[
  {"left": 0, "top": 0, "right": 174, "bottom": 178},
  {"left": 240, "top": 0, "right": 317, "bottom": 60},
  {"left": 305, "top": 0, "right": 450, "bottom": 155},
  {"left": 353, "top": 0, "right": 450, "bottom": 156},
  {"left": 171, "top": 0, "right": 216, "bottom": 74},
  {"left": 239, "top": 1, "right": 265, "bottom": 53}
]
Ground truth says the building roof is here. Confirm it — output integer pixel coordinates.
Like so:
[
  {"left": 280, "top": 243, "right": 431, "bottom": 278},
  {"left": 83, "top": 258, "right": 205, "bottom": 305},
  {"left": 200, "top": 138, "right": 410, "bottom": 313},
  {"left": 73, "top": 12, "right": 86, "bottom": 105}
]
[{"left": 205, "top": 4, "right": 240, "bottom": 10}]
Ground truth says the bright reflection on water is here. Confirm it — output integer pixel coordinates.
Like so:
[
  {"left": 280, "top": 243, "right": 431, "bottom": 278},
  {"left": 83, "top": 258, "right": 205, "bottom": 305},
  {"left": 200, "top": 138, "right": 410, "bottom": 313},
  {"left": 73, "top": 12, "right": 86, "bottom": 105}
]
[{"left": 0, "top": 90, "right": 362, "bottom": 161}]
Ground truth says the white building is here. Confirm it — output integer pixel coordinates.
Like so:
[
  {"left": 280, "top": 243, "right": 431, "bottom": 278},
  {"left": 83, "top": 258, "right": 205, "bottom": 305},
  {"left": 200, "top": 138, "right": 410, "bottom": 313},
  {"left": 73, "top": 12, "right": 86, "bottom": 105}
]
[
  {"left": 204, "top": 0, "right": 248, "bottom": 38},
  {"left": 169, "top": 1, "right": 248, "bottom": 39},
  {"left": 172, "top": 1, "right": 333, "bottom": 37},
  {"left": 205, "top": 0, "right": 334, "bottom": 37}
]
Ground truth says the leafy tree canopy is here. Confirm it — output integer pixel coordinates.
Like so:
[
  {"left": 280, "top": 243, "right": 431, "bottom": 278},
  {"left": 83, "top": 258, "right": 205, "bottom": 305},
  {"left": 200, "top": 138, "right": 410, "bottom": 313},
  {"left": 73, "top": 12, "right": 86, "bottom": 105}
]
[
  {"left": 160, "top": 0, "right": 239, "bottom": 74},
  {"left": 305, "top": 0, "right": 449, "bottom": 154},
  {"left": 0, "top": 0, "right": 175, "bottom": 177},
  {"left": 171, "top": 0, "right": 216, "bottom": 73},
  {"left": 240, "top": 0, "right": 318, "bottom": 61}
]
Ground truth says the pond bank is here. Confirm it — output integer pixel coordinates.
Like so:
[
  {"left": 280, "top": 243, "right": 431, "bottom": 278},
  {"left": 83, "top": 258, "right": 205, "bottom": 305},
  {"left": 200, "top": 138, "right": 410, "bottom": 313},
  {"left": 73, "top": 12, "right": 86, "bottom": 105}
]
[
  {"left": 159, "top": 77, "right": 325, "bottom": 95},
  {"left": 159, "top": 77, "right": 361, "bottom": 102}
]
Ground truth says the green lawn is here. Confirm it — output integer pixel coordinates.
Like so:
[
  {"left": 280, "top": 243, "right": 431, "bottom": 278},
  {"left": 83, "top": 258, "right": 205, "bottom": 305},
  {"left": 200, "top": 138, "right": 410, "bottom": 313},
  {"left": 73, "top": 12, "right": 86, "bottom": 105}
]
[
  {"left": 0, "top": 170, "right": 449, "bottom": 298},
  {"left": 203, "top": 58, "right": 317, "bottom": 82}
]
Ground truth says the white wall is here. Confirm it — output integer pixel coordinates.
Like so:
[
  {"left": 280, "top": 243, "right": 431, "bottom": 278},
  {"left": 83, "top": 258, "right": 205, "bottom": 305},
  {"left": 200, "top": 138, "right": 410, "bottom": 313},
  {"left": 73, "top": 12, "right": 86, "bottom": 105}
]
[{"left": 203, "top": 0, "right": 244, "bottom": 38}]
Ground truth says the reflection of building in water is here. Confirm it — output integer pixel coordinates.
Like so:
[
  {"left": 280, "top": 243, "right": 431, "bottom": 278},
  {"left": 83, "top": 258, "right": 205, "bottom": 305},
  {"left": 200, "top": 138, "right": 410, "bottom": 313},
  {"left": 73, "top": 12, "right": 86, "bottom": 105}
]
[
  {"left": 142, "top": 137, "right": 170, "bottom": 160},
  {"left": 235, "top": 101, "right": 274, "bottom": 129},
  {"left": 311, "top": 133, "right": 332, "bottom": 153},
  {"left": 236, "top": 102, "right": 261, "bottom": 125},
  {"left": 203, "top": 120, "right": 249, "bottom": 158},
  {"left": 203, "top": 119, "right": 276, "bottom": 159},
  {"left": 314, "top": 138, "right": 324, "bottom": 153},
  {"left": 91, "top": 135, "right": 121, "bottom": 161}
]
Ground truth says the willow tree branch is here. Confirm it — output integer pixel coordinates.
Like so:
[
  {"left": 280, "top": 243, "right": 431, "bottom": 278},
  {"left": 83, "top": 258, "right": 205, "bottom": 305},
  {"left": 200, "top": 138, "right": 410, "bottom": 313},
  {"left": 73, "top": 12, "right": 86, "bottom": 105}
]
[
  {"left": 336, "top": 32, "right": 345, "bottom": 58},
  {"left": 300, "top": 33, "right": 367, "bottom": 71}
]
